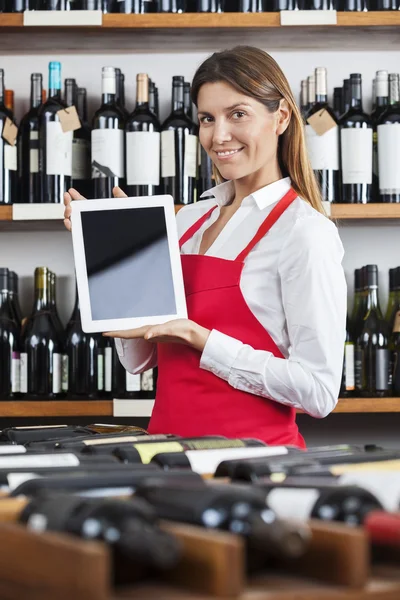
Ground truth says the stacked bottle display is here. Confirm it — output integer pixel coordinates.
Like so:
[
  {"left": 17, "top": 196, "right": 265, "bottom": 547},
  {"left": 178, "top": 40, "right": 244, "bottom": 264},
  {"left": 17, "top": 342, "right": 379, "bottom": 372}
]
[
  {"left": 3, "top": 0, "right": 400, "bottom": 12},
  {"left": 0, "top": 267, "right": 156, "bottom": 400},
  {"left": 339, "top": 265, "right": 400, "bottom": 399},
  {"left": 0, "top": 63, "right": 212, "bottom": 207},
  {"left": 302, "top": 67, "right": 400, "bottom": 204}
]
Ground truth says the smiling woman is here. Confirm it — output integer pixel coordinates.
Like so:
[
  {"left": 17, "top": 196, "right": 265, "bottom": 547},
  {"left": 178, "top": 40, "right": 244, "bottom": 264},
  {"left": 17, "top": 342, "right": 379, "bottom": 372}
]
[{"left": 67, "top": 46, "right": 347, "bottom": 448}]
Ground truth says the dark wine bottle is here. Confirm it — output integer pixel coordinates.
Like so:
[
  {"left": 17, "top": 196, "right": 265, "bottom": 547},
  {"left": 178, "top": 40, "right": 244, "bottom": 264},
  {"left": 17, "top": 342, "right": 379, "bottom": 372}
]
[
  {"left": 196, "top": 0, "right": 224, "bottom": 10},
  {"left": 385, "top": 268, "right": 397, "bottom": 324},
  {"left": 81, "top": 0, "right": 115, "bottom": 10},
  {"left": 183, "top": 81, "right": 193, "bottom": 120},
  {"left": 20, "top": 267, "right": 64, "bottom": 399},
  {"left": 10, "top": 0, "right": 36, "bottom": 10},
  {"left": 125, "top": 73, "right": 161, "bottom": 198},
  {"left": 8, "top": 271, "right": 22, "bottom": 331},
  {"left": 115, "top": 69, "right": 129, "bottom": 120},
  {"left": 342, "top": 78, "right": 351, "bottom": 115},
  {"left": 0, "top": 70, "right": 17, "bottom": 206},
  {"left": 352, "top": 266, "right": 369, "bottom": 342},
  {"left": 91, "top": 67, "right": 126, "bottom": 199},
  {"left": 135, "top": 482, "right": 310, "bottom": 559},
  {"left": 300, "top": 80, "right": 308, "bottom": 119},
  {"left": 343, "top": 0, "right": 368, "bottom": 9},
  {"left": 305, "top": 67, "right": 340, "bottom": 204},
  {"left": 306, "top": 74, "right": 316, "bottom": 114},
  {"left": 4, "top": 90, "right": 14, "bottom": 115},
  {"left": 148, "top": 81, "right": 157, "bottom": 117},
  {"left": 339, "top": 316, "right": 355, "bottom": 398},
  {"left": 111, "top": 342, "right": 126, "bottom": 398},
  {"left": 0, "top": 268, "right": 21, "bottom": 400},
  {"left": 39, "top": 62, "right": 72, "bottom": 204},
  {"left": 355, "top": 265, "right": 391, "bottom": 397},
  {"left": 0, "top": 424, "right": 94, "bottom": 444},
  {"left": 333, "top": 87, "right": 343, "bottom": 120},
  {"left": 18, "top": 73, "right": 42, "bottom": 204},
  {"left": 339, "top": 73, "right": 373, "bottom": 204},
  {"left": 377, "top": 73, "right": 400, "bottom": 204},
  {"left": 52, "top": 432, "right": 173, "bottom": 454},
  {"left": 372, "top": 70, "right": 388, "bottom": 203},
  {"left": 389, "top": 269, "right": 400, "bottom": 396},
  {"left": 376, "top": 0, "right": 398, "bottom": 8},
  {"left": 72, "top": 87, "right": 92, "bottom": 199},
  {"left": 307, "top": 0, "right": 335, "bottom": 7},
  {"left": 156, "top": 0, "right": 185, "bottom": 11},
  {"left": 239, "top": 0, "right": 264, "bottom": 10},
  {"left": 198, "top": 146, "right": 214, "bottom": 199},
  {"left": 350, "top": 268, "right": 363, "bottom": 339},
  {"left": 161, "top": 75, "right": 198, "bottom": 205}
]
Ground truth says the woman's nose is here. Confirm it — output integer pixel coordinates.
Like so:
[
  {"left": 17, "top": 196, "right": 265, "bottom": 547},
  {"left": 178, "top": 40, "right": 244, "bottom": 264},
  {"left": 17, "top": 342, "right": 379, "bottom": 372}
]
[{"left": 212, "top": 120, "right": 233, "bottom": 146}]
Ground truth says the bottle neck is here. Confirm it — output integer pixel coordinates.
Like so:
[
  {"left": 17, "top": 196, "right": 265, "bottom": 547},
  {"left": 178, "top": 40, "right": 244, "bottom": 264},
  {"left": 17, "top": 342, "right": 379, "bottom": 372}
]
[
  {"left": 376, "top": 96, "right": 388, "bottom": 108},
  {"left": 350, "top": 80, "right": 363, "bottom": 110},
  {"left": 64, "top": 81, "right": 76, "bottom": 108},
  {"left": 72, "top": 285, "right": 80, "bottom": 318},
  {"left": 33, "top": 278, "right": 50, "bottom": 312},
  {"left": 315, "top": 93, "right": 327, "bottom": 105},
  {"left": 136, "top": 76, "right": 149, "bottom": 109},
  {"left": 0, "top": 289, "right": 11, "bottom": 313},
  {"left": 102, "top": 73, "right": 117, "bottom": 105},
  {"left": 172, "top": 84, "right": 185, "bottom": 113},
  {"left": 77, "top": 91, "right": 88, "bottom": 122},
  {"left": 0, "top": 72, "right": 4, "bottom": 105},
  {"left": 31, "top": 76, "right": 43, "bottom": 109},
  {"left": 48, "top": 66, "right": 62, "bottom": 101},
  {"left": 365, "top": 286, "right": 381, "bottom": 316}
]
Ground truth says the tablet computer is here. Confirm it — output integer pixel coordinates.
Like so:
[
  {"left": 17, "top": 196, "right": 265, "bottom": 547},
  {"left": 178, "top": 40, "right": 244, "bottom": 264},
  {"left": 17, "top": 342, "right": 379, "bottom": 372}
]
[{"left": 70, "top": 195, "right": 187, "bottom": 333}]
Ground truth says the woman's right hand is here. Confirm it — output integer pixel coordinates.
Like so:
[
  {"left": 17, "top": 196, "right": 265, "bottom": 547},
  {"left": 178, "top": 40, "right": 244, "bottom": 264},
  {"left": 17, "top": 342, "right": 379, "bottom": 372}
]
[{"left": 63, "top": 186, "right": 128, "bottom": 232}]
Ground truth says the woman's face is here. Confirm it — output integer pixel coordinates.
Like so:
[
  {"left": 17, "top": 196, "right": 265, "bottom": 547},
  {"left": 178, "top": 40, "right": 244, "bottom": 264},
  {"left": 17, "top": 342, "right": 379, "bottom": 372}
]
[{"left": 197, "top": 81, "right": 288, "bottom": 183}]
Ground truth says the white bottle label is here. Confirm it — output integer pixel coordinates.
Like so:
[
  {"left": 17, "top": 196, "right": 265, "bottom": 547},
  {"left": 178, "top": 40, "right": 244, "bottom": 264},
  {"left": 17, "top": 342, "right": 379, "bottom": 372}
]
[
  {"left": 61, "top": 355, "right": 69, "bottom": 393},
  {"left": 305, "top": 125, "right": 339, "bottom": 171},
  {"left": 52, "top": 353, "right": 62, "bottom": 394},
  {"left": 266, "top": 488, "right": 319, "bottom": 521},
  {"left": 97, "top": 354, "right": 104, "bottom": 391},
  {"left": 161, "top": 130, "right": 176, "bottom": 178},
  {"left": 91, "top": 128, "right": 124, "bottom": 179},
  {"left": 141, "top": 369, "right": 154, "bottom": 392},
  {"left": 11, "top": 352, "right": 20, "bottom": 393},
  {"left": 185, "top": 446, "right": 288, "bottom": 476},
  {"left": 345, "top": 343, "right": 355, "bottom": 391},
  {"left": 0, "top": 446, "right": 26, "bottom": 455},
  {"left": 377, "top": 123, "right": 400, "bottom": 193},
  {"left": 4, "top": 145, "right": 17, "bottom": 171},
  {"left": 20, "top": 352, "right": 28, "bottom": 394},
  {"left": 126, "top": 131, "right": 160, "bottom": 186},
  {"left": 341, "top": 127, "right": 373, "bottom": 184},
  {"left": 30, "top": 131, "right": 39, "bottom": 174},
  {"left": 72, "top": 138, "right": 90, "bottom": 180},
  {"left": 126, "top": 371, "right": 141, "bottom": 392},
  {"left": 46, "top": 121, "right": 73, "bottom": 176},
  {"left": 184, "top": 134, "right": 198, "bottom": 178},
  {"left": 104, "top": 347, "right": 112, "bottom": 392},
  {"left": 0, "top": 453, "right": 80, "bottom": 470}
]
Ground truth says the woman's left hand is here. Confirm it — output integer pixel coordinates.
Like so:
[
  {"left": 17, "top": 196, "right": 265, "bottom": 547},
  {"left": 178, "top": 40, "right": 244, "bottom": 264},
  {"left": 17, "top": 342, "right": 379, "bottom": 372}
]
[{"left": 103, "top": 319, "right": 211, "bottom": 353}]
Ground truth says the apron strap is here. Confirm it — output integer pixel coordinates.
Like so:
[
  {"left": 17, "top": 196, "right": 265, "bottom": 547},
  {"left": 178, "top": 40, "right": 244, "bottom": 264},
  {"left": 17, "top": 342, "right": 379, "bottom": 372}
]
[
  {"left": 179, "top": 205, "right": 218, "bottom": 249},
  {"left": 235, "top": 188, "right": 298, "bottom": 263}
]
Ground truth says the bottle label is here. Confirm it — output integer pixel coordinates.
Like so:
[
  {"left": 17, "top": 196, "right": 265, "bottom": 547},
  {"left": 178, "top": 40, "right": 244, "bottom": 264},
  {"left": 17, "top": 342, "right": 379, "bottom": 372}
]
[
  {"left": 266, "top": 488, "right": 319, "bottom": 521},
  {"left": 11, "top": 352, "right": 20, "bottom": 394},
  {"left": 354, "top": 348, "right": 363, "bottom": 391},
  {"left": 376, "top": 348, "right": 390, "bottom": 391},
  {"left": 83, "top": 433, "right": 167, "bottom": 447},
  {"left": 305, "top": 125, "right": 339, "bottom": 171},
  {"left": 161, "top": 130, "right": 176, "bottom": 178},
  {"left": 141, "top": 369, "right": 154, "bottom": 392},
  {"left": 61, "top": 355, "right": 69, "bottom": 393},
  {"left": 20, "top": 352, "right": 28, "bottom": 394},
  {"left": 72, "top": 138, "right": 90, "bottom": 180},
  {"left": 4, "top": 144, "right": 18, "bottom": 171},
  {"left": 377, "top": 123, "right": 400, "bottom": 193},
  {"left": 184, "top": 134, "right": 198, "bottom": 179},
  {"left": 341, "top": 128, "right": 373, "bottom": 184},
  {"left": 46, "top": 121, "right": 73, "bottom": 176},
  {"left": 393, "top": 351, "right": 400, "bottom": 395},
  {"left": 393, "top": 311, "right": 400, "bottom": 333},
  {"left": 29, "top": 131, "right": 39, "bottom": 174},
  {"left": 134, "top": 441, "right": 184, "bottom": 464},
  {"left": 126, "top": 131, "right": 160, "bottom": 186},
  {"left": 91, "top": 129, "right": 124, "bottom": 179},
  {"left": 104, "top": 347, "right": 112, "bottom": 392},
  {"left": 126, "top": 371, "right": 140, "bottom": 392},
  {"left": 185, "top": 446, "right": 288, "bottom": 476},
  {"left": 52, "top": 353, "right": 62, "bottom": 394},
  {"left": 0, "top": 453, "right": 80, "bottom": 470},
  {"left": 97, "top": 354, "right": 104, "bottom": 391},
  {"left": 344, "top": 342, "right": 355, "bottom": 391}
]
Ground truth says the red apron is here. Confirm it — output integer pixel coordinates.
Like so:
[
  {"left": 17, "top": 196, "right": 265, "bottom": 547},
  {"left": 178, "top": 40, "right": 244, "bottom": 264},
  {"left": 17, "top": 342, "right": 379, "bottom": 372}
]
[{"left": 148, "top": 187, "right": 306, "bottom": 448}]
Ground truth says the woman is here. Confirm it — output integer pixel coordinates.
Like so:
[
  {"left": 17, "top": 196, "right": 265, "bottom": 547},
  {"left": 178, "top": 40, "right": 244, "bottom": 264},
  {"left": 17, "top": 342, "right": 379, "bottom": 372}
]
[{"left": 64, "top": 46, "right": 346, "bottom": 448}]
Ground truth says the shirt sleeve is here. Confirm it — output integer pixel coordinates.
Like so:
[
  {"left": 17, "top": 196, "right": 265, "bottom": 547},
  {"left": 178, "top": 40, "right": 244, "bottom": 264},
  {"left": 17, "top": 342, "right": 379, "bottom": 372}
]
[
  {"left": 199, "top": 215, "right": 347, "bottom": 418},
  {"left": 114, "top": 338, "right": 157, "bottom": 374}
]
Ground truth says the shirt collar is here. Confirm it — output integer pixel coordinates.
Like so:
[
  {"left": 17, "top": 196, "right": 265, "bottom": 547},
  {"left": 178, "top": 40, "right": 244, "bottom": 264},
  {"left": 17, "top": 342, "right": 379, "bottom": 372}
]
[{"left": 200, "top": 177, "right": 292, "bottom": 210}]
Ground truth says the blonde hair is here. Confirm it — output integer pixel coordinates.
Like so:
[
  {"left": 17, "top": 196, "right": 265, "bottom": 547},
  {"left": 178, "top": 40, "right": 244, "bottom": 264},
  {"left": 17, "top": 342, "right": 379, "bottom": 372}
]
[{"left": 191, "top": 46, "right": 324, "bottom": 215}]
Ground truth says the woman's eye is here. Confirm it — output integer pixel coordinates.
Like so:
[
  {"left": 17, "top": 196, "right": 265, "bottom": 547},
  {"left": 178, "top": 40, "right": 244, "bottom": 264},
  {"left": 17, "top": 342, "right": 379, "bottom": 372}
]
[
  {"left": 232, "top": 111, "right": 246, "bottom": 119},
  {"left": 200, "top": 116, "right": 213, "bottom": 124}
]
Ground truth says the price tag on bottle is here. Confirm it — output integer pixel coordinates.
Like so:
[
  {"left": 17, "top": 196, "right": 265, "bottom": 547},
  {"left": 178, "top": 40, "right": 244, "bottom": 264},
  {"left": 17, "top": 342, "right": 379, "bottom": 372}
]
[
  {"left": 307, "top": 108, "right": 337, "bottom": 137},
  {"left": 57, "top": 106, "right": 81, "bottom": 133},
  {"left": 2, "top": 118, "right": 18, "bottom": 147}
]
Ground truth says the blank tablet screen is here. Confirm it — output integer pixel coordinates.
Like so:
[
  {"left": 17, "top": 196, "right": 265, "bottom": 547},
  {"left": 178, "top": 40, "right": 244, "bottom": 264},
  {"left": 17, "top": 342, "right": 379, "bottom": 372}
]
[{"left": 81, "top": 206, "right": 177, "bottom": 321}]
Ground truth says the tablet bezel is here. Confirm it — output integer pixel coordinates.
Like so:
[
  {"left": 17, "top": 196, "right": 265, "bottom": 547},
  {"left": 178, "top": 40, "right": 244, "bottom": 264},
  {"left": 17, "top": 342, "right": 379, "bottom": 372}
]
[{"left": 70, "top": 195, "right": 187, "bottom": 333}]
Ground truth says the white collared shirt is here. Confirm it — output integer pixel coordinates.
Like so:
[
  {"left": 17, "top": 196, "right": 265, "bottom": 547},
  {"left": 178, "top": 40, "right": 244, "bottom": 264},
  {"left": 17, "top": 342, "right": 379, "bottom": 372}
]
[{"left": 115, "top": 177, "right": 347, "bottom": 418}]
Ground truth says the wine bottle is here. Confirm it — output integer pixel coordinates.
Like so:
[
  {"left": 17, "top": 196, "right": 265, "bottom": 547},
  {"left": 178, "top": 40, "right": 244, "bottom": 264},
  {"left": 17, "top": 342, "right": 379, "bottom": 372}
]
[
  {"left": 385, "top": 268, "right": 397, "bottom": 324},
  {"left": 72, "top": 87, "right": 92, "bottom": 199},
  {"left": 343, "top": 0, "right": 368, "bottom": 9},
  {"left": 339, "top": 316, "right": 355, "bottom": 398},
  {"left": 111, "top": 342, "right": 126, "bottom": 398},
  {"left": 198, "top": 146, "right": 214, "bottom": 199},
  {"left": 8, "top": 271, "right": 22, "bottom": 331},
  {"left": 20, "top": 267, "right": 64, "bottom": 399},
  {"left": 339, "top": 73, "right": 373, "bottom": 204},
  {"left": 116, "top": 0, "right": 141, "bottom": 12},
  {"left": 300, "top": 80, "right": 308, "bottom": 119},
  {"left": 305, "top": 67, "right": 340, "bottom": 204},
  {"left": 115, "top": 68, "right": 129, "bottom": 119},
  {"left": 352, "top": 266, "right": 369, "bottom": 342},
  {"left": 239, "top": 0, "right": 265, "bottom": 10},
  {"left": 18, "top": 73, "right": 42, "bottom": 204},
  {"left": 0, "top": 424, "right": 94, "bottom": 444},
  {"left": 350, "top": 268, "right": 362, "bottom": 338},
  {"left": 47, "top": 432, "right": 174, "bottom": 454},
  {"left": 135, "top": 482, "right": 310, "bottom": 559},
  {"left": 4, "top": 90, "right": 14, "bottom": 115},
  {"left": 0, "top": 69, "right": 17, "bottom": 206},
  {"left": 183, "top": 81, "right": 193, "bottom": 120},
  {"left": 371, "top": 70, "right": 388, "bottom": 202},
  {"left": 10, "top": 0, "right": 35, "bottom": 10},
  {"left": 355, "top": 264, "right": 391, "bottom": 397},
  {"left": 125, "top": 73, "right": 161, "bottom": 198},
  {"left": 156, "top": 0, "right": 185, "bottom": 11},
  {"left": 0, "top": 268, "right": 21, "bottom": 400},
  {"left": 333, "top": 87, "right": 343, "bottom": 120},
  {"left": 39, "top": 62, "right": 72, "bottom": 204},
  {"left": 196, "top": 0, "right": 224, "bottom": 11},
  {"left": 307, "top": 0, "right": 335, "bottom": 8},
  {"left": 390, "top": 269, "right": 400, "bottom": 396},
  {"left": 161, "top": 75, "right": 198, "bottom": 205},
  {"left": 376, "top": 0, "right": 398, "bottom": 8},
  {"left": 306, "top": 74, "right": 316, "bottom": 113},
  {"left": 377, "top": 73, "right": 400, "bottom": 204},
  {"left": 342, "top": 78, "right": 351, "bottom": 115},
  {"left": 148, "top": 81, "right": 157, "bottom": 117},
  {"left": 91, "top": 66, "right": 126, "bottom": 199}
]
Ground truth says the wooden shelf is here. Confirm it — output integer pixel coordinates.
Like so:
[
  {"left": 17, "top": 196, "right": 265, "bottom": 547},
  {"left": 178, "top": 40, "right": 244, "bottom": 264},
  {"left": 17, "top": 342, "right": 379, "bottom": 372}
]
[
  {"left": 331, "top": 203, "right": 400, "bottom": 220},
  {"left": 2, "top": 12, "right": 400, "bottom": 30},
  {"left": 0, "top": 206, "right": 12, "bottom": 221}
]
